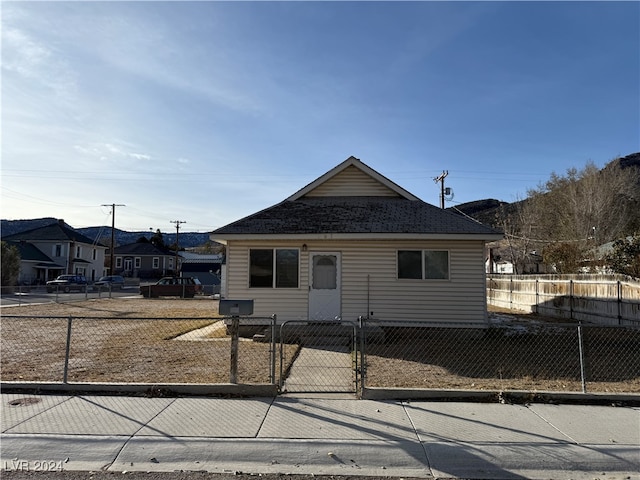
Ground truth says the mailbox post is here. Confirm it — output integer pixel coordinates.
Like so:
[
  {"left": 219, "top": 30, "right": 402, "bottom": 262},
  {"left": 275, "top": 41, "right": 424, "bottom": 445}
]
[{"left": 219, "top": 300, "right": 254, "bottom": 384}]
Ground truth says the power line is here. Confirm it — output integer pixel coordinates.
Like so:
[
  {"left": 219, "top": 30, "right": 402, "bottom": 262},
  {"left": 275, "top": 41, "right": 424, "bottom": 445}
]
[
  {"left": 170, "top": 220, "right": 187, "bottom": 274},
  {"left": 433, "top": 170, "right": 448, "bottom": 209}
]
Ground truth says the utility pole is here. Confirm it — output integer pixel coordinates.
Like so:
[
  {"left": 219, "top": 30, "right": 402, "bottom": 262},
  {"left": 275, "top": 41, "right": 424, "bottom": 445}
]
[
  {"left": 433, "top": 170, "right": 449, "bottom": 209},
  {"left": 102, "top": 203, "right": 125, "bottom": 274},
  {"left": 170, "top": 220, "right": 186, "bottom": 275}
]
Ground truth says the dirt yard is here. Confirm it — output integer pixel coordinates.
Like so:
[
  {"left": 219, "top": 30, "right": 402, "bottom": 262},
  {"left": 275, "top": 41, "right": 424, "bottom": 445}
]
[
  {"left": 1, "top": 297, "right": 295, "bottom": 384},
  {"left": 1, "top": 297, "right": 638, "bottom": 393}
]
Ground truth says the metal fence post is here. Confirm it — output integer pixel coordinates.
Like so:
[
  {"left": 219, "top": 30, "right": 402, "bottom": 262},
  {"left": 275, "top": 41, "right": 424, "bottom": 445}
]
[
  {"left": 63, "top": 315, "right": 73, "bottom": 383},
  {"left": 229, "top": 316, "right": 240, "bottom": 384},
  {"left": 279, "top": 322, "right": 285, "bottom": 390},
  {"left": 577, "top": 322, "right": 587, "bottom": 393},
  {"left": 270, "top": 314, "right": 277, "bottom": 384},
  {"left": 359, "top": 315, "right": 366, "bottom": 393}
]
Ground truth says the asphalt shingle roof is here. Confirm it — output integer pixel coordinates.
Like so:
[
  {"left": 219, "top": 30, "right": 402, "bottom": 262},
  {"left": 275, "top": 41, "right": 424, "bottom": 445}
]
[
  {"left": 212, "top": 196, "right": 502, "bottom": 236},
  {"left": 5, "top": 241, "right": 57, "bottom": 263},
  {"left": 114, "top": 242, "right": 174, "bottom": 256},
  {"left": 3, "top": 221, "right": 102, "bottom": 245}
]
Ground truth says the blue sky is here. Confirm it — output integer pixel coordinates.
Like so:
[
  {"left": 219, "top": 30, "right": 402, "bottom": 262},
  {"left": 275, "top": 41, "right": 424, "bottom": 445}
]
[{"left": 2, "top": 1, "right": 638, "bottom": 233}]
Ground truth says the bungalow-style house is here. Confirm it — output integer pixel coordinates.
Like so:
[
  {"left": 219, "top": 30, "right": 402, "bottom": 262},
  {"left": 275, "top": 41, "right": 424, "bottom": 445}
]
[
  {"left": 2, "top": 219, "right": 107, "bottom": 284},
  {"left": 113, "top": 241, "right": 177, "bottom": 278},
  {"left": 210, "top": 157, "right": 503, "bottom": 324}
]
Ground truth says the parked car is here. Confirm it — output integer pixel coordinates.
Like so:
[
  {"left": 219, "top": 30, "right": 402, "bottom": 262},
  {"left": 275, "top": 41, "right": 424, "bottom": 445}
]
[
  {"left": 140, "top": 277, "right": 200, "bottom": 298},
  {"left": 93, "top": 275, "right": 125, "bottom": 291},
  {"left": 46, "top": 275, "right": 88, "bottom": 293}
]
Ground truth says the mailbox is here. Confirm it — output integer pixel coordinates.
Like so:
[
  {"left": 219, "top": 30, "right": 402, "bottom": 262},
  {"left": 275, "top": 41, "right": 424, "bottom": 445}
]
[{"left": 219, "top": 299, "right": 254, "bottom": 316}]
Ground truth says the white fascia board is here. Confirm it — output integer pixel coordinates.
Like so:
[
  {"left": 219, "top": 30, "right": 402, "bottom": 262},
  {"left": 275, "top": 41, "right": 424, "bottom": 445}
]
[{"left": 211, "top": 233, "right": 504, "bottom": 242}]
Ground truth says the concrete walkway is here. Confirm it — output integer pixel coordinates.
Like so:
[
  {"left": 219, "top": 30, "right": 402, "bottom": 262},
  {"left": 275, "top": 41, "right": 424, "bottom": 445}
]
[
  {"left": 2, "top": 393, "right": 639, "bottom": 479},
  {"left": 283, "top": 345, "right": 354, "bottom": 393}
]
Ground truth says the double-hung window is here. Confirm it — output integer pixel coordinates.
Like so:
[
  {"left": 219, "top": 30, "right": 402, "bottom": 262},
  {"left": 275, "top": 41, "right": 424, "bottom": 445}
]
[
  {"left": 250, "top": 248, "right": 299, "bottom": 288},
  {"left": 398, "top": 250, "right": 450, "bottom": 280}
]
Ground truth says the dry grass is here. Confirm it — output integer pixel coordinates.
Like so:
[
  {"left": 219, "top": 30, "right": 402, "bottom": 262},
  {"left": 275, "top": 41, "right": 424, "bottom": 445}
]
[
  {"left": 1, "top": 298, "right": 297, "bottom": 384},
  {"left": 364, "top": 317, "right": 640, "bottom": 393}
]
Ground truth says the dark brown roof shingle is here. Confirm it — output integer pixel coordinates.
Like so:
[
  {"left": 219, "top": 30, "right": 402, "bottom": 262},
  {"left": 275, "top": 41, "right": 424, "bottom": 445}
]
[{"left": 212, "top": 197, "right": 502, "bottom": 236}]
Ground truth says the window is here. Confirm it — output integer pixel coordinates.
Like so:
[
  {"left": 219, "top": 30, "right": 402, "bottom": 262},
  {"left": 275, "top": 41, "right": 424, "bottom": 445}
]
[
  {"left": 54, "top": 244, "right": 62, "bottom": 257},
  {"left": 116, "top": 257, "right": 122, "bottom": 268},
  {"left": 135, "top": 257, "right": 141, "bottom": 268},
  {"left": 76, "top": 246, "right": 82, "bottom": 258},
  {"left": 250, "top": 248, "right": 299, "bottom": 288},
  {"left": 92, "top": 249, "right": 97, "bottom": 260},
  {"left": 153, "top": 257, "right": 160, "bottom": 269},
  {"left": 398, "top": 250, "right": 449, "bottom": 280}
]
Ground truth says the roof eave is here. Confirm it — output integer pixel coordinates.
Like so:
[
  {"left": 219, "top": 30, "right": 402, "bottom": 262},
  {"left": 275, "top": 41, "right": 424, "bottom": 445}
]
[{"left": 211, "top": 233, "right": 504, "bottom": 243}]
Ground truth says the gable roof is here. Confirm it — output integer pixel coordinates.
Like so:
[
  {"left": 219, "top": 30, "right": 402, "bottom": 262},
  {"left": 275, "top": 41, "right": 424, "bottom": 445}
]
[
  {"left": 211, "top": 157, "right": 503, "bottom": 241},
  {"left": 212, "top": 196, "right": 501, "bottom": 239},
  {"left": 2, "top": 220, "right": 104, "bottom": 246},
  {"left": 287, "top": 156, "right": 420, "bottom": 201},
  {"left": 114, "top": 242, "right": 174, "bottom": 256},
  {"left": 5, "top": 240, "right": 60, "bottom": 264}
]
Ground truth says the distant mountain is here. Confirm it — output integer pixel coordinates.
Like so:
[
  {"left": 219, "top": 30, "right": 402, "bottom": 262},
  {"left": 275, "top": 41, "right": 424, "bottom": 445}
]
[
  {"left": 75, "top": 226, "right": 212, "bottom": 248},
  {"left": 1, "top": 218, "right": 211, "bottom": 248},
  {"left": 448, "top": 199, "right": 512, "bottom": 227},
  {"left": 450, "top": 151, "right": 640, "bottom": 233},
  {"left": 1, "top": 217, "right": 64, "bottom": 237}
]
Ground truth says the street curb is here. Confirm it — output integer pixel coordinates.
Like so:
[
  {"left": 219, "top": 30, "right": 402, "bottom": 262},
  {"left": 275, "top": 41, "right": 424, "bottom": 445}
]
[
  {"left": 362, "top": 386, "right": 640, "bottom": 405},
  {"left": 0, "top": 382, "right": 278, "bottom": 398}
]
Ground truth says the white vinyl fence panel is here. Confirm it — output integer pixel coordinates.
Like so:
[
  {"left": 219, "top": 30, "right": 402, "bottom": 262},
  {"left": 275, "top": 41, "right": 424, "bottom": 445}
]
[{"left": 487, "top": 274, "right": 640, "bottom": 325}]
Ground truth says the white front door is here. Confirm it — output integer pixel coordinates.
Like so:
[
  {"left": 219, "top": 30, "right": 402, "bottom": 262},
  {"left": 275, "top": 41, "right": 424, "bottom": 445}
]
[{"left": 308, "top": 252, "right": 341, "bottom": 320}]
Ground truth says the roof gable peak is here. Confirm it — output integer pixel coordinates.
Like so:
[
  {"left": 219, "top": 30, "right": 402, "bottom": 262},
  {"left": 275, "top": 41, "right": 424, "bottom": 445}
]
[{"left": 287, "top": 156, "right": 420, "bottom": 201}]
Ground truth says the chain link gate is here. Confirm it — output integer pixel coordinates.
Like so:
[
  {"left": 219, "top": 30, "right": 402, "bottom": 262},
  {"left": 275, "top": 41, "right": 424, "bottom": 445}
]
[{"left": 278, "top": 320, "right": 361, "bottom": 394}]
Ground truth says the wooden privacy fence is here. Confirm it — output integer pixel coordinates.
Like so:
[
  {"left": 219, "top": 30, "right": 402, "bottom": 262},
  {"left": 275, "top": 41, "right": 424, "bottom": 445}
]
[{"left": 487, "top": 274, "right": 640, "bottom": 325}]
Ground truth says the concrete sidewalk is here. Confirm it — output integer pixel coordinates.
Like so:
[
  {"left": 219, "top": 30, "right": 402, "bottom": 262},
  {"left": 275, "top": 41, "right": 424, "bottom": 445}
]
[{"left": 1, "top": 393, "right": 639, "bottom": 479}]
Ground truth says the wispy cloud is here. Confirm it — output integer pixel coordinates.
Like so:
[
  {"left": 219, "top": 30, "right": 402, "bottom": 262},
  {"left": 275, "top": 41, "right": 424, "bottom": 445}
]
[
  {"left": 1, "top": 25, "right": 77, "bottom": 100},
  {"left": 73, "top": 142, "right": 151, "bottom": 163}
]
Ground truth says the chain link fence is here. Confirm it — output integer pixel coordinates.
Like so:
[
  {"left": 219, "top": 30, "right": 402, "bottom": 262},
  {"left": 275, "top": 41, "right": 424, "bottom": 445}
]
[
  {"left": 2, "top": 314, "right": 639, "bottom": 395},
  {"left": 1, "top": 315, "right": 295, "bottom": 385},
  {"left": 361, "top": 318, "right": 640, "bottom": 394},
  {"left": 0, "top": 282, "right": 221, "bottom": 306}
]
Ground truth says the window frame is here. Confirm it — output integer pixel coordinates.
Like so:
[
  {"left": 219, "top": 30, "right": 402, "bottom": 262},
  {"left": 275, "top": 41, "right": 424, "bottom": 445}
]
[
  {"left": 397, "top": 249, "right": 450, "bottom": 280},
  {"left": 249, "top": 248, "right": 300, "bottom": 289}
]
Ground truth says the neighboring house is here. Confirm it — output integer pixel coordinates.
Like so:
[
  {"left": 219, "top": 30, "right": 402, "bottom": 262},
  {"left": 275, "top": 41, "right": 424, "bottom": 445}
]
[
  {"left": 179, "top": 252, "right": 223, "bottom": 293},
  {"left": 2, "top": 219, "right": 107, "bottom": 283},
  {"left": 113, "top": 242, "right": 176, "bottom": 278},
  {"left": 211, "top": 156, "right": 503, "bottom": 324}
]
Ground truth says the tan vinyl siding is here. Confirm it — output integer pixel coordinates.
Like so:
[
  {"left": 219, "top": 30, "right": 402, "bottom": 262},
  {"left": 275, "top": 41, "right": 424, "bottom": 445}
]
[
  {"left": 226, "top": 241, "right": 309, "bottom": 320},
  {"left": 225, "top": 239, "right": 488, "bottom": 324},
  {"left": 304, "top": 165, "right": 400, "bottom": 197}
]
